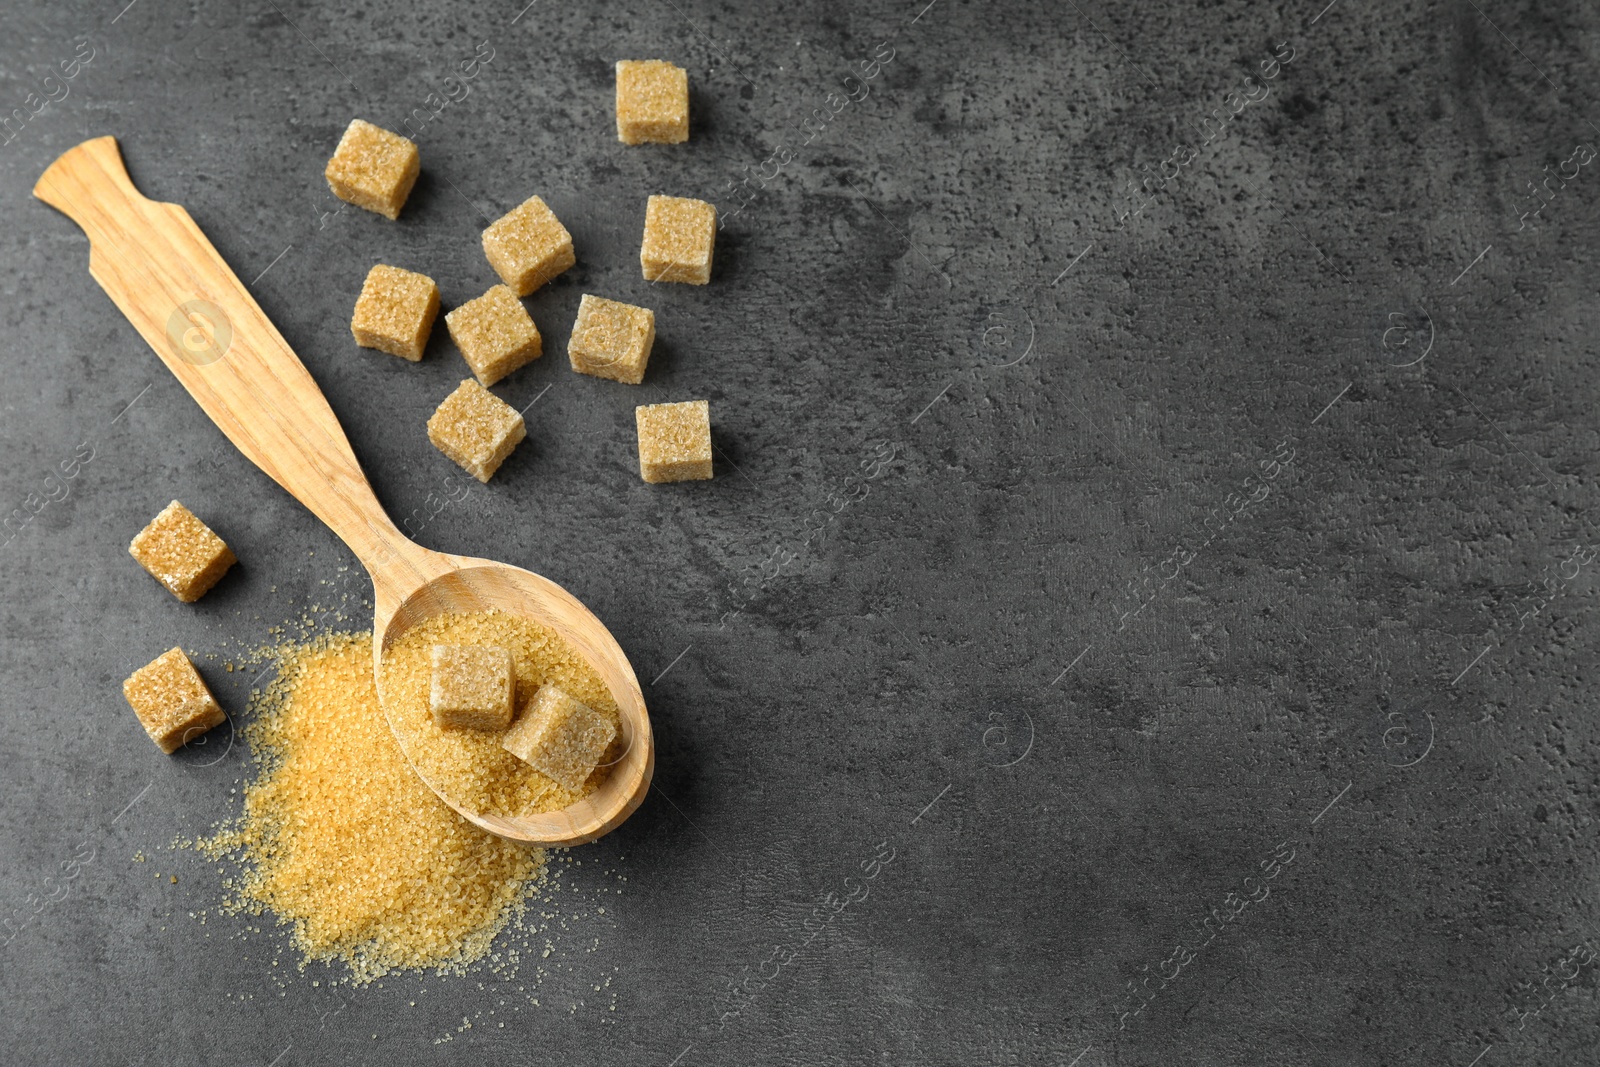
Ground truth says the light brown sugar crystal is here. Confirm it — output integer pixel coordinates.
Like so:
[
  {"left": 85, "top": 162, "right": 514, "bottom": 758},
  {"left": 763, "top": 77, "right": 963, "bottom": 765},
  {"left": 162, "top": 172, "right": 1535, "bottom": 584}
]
[
  {"left": 444, "top": 284, "right": 542, "bottom": 386},
  {"left": 501, "top": 684, "right": 618, "bottom": 792},
  {"left": 430, "top": 644, "right": 515, "bottom": 731},
  {"left": 200, "top": 634, "right": 545, "bottom": 980},
  {"left": 641, "top": 195, "right": 716, "bottom": 284},
  {"left": 129, "top": 500, "right": 236, "bottom": 602},
  {"left": 426, "top": 379, "right": 527, "bottom": 483},
  {"left": 324, "top": 119, "right": 420, "bottom": 220},
  {"left": 615, "top": 60, "right": 688, "bottom": 145},
  {"left": 481, "top": 196, "right": 575, "bottom": 296},
  {"left": 635, "top": 400, "right": 712, "bottom": 483},
  {"left": 351, "top": 264, "right": 439, "bottom": 361},
  {"left": 123, "top": 647, "right": 226, "bottom": 753},
  {"left": 568, "top": 294, "right": 655, "bottom": 385},
  {"left": 380, "top": 609, "right": 623, "bottom": 818}
]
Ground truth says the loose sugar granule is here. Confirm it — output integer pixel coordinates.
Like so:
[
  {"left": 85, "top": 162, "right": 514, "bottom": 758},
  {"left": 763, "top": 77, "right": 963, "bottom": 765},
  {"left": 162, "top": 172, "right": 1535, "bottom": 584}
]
[
  {"left": 380, "top": 609, "right": 624, "bottom": 819},
  {"left": 199, "top": 633, "right": 545, "bottom": 982}
]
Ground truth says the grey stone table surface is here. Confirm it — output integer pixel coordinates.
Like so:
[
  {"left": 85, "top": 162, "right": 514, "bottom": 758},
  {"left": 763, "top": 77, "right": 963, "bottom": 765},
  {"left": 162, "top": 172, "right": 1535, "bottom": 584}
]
[{"left": 2, "top": 0, "right": 1598, "bottom": 1063}]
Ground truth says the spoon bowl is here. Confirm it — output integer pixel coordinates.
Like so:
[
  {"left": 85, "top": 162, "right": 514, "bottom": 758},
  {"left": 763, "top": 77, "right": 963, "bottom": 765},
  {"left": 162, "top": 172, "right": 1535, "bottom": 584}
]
[
  {"left": 374, "top": 553, "right": 652, "bottom": 845},
  {"left": 35, "top": 136, "right": 653, "bottom": 847}
]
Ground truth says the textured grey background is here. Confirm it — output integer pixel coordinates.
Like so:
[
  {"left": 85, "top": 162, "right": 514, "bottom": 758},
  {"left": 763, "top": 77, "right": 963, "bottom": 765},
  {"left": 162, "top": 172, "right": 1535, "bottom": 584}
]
[{"left": 2, "top": 0, "right": 1599, "bottom": 1063}]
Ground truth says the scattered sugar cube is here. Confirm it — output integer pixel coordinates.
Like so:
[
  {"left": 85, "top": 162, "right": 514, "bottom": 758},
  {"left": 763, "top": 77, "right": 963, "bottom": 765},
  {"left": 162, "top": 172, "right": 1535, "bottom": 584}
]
[
  {"left": 351, "top": 264, "right": 440, "bottom": 361},
  {"left": 324, "top": 119, "right": 420, "bottom": 220},
  {"left": 129, "top": 500, "right": 236, "bottom": 603},
  {"left": 427, "top": 379, "right": 527, "bottom": 483},
  {"left": 430, "top": 645, "right": 515, "bottom": 731},
  {"left": 568, "top": 294, "right": 655, "bottom": 385},
  {"left": 445, "top": 284, "right": 542, "bottom": 386},
  {"left": 615, "top": 60, "right": 688, "bottom": 145},
  {"left": 635, "top": 400, "right": 712, "bottom": 483},
  {"left": 481, "top": 196, "right": 575, "bottom": 296},
  {"left": 123, "top": 647, "right": 226, "bottom": 754},
  {"left": 501, "top": 684, "right": 617, "bottom": 792},
  {"left": 641, "top": 195, "right": 716, "bottom": 284}
]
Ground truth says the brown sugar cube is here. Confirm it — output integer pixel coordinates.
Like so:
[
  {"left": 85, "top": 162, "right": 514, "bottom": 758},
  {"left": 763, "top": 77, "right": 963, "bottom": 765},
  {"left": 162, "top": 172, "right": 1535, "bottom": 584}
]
[
  {"left": 501, "top": 684, "right": 617, "bottom": 792},
  {"left": 445, "top": 285, "right": 543, "bottom": 386},
  {"left": 641, "top": 195, "right": 716, "bottom": 285},
  {"left": 426, "top": 379, "right": 526, "bottom": 483},
  {"left": 351, "top": 264, "right": 440, "bottom": 361},
  {"left": 129, "top": 500, "right": 236, "bottom": 603},
  {"left": 615, "top": 60, "right": 689, "bottom": 145},
  {"left": 568, "top": 294, "right": 655, "bottom": 385},
  {"left": 635, "top": 400, "right": 712, "bottom": 483},
  {"left": 481, "top": 196, "right": 575, "bottom": 296},
  {"left": 429, "top": 645, "right": 515, "bottom": 731},
  {"left": 122, "top": 647, "right": 226, "bottom": 754},
  {"left": 324, "top": 119, "right": 420, "bottom": 220}
]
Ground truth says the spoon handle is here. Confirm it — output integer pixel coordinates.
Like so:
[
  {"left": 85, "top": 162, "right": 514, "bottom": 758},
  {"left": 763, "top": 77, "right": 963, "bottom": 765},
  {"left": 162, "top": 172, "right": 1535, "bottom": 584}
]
[{"left": 35, "top": 136, "right": 423, "bottom": 583}]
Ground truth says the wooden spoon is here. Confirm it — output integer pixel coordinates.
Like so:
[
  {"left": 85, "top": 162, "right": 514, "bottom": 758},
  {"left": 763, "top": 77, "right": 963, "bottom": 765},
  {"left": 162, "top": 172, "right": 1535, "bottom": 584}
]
[{"left": 35, "top": 136, "right": 653, "bottom": 847}]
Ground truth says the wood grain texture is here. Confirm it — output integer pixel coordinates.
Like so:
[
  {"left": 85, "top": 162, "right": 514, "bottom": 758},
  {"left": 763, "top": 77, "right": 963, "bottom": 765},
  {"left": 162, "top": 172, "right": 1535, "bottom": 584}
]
[{"left": 34, "top": 136, "right": 651, "bottom": 847}]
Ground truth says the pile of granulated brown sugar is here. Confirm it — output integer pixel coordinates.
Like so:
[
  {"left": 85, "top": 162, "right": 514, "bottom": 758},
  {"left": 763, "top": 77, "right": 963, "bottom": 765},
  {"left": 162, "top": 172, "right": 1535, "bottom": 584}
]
[
  {"left": 379, "top": 608, "right": 624, "bottom": 819},
  {"left": 199, "top": 632, "right": 545, "bottom": 983}
]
